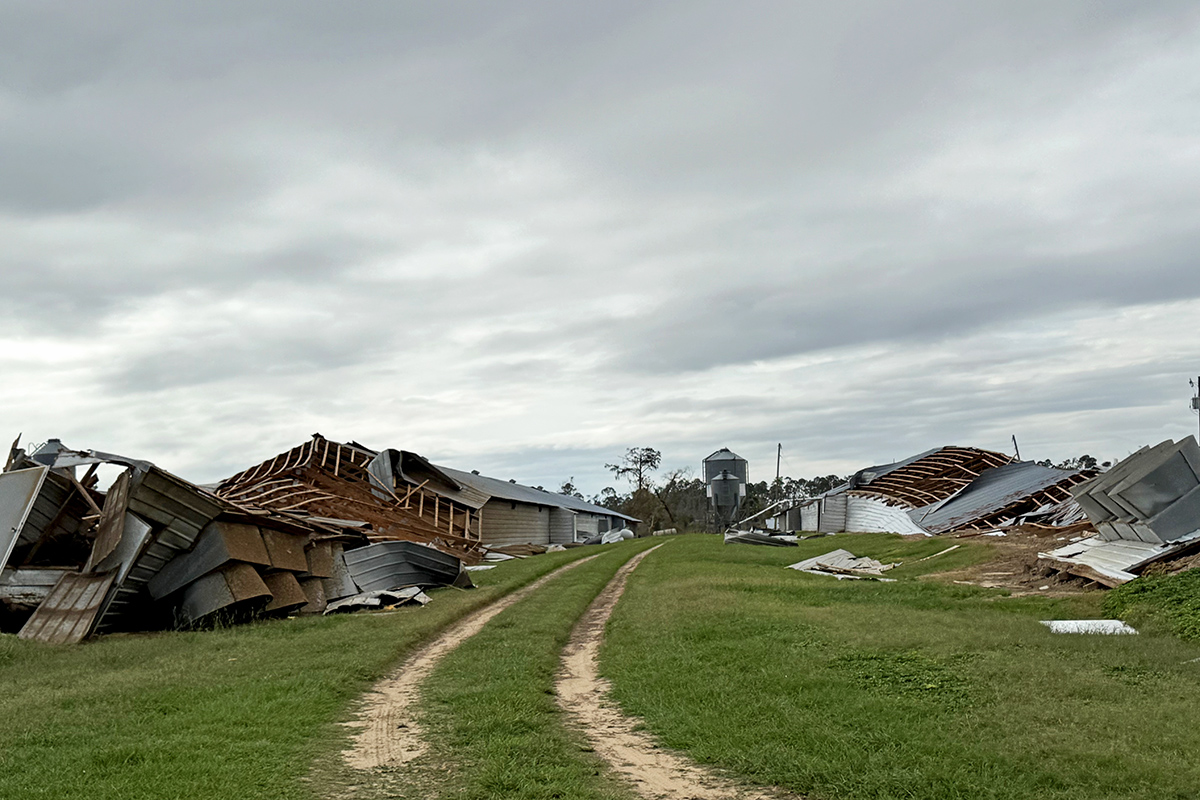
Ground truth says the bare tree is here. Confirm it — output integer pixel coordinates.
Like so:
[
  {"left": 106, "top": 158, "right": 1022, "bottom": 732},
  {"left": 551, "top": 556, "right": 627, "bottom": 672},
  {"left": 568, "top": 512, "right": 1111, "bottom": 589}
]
[{"left": 605, "top": 447, "right": 662, "bottom": 492}]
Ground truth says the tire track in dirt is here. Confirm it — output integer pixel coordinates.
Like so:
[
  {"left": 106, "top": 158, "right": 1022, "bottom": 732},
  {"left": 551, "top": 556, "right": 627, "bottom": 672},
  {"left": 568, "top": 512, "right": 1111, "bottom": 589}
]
[
  {"left": 343, "top": 553, "right": 600, "bottom": 770},
  {"left": 558, "top": 544, "right": 791, "bottom": 800}
]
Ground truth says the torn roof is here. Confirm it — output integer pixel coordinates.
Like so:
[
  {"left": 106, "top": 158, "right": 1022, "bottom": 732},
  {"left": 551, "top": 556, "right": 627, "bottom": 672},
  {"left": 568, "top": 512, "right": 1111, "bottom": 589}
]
[
  {"left": 848, "top": 445, "right": 1014, "bottom": 508},
  {"left": 910, "top": 461, "right": 1091, "bottom": 534},
  {"left": 434, "top": 464, "right": 639, "bottom": 522}
]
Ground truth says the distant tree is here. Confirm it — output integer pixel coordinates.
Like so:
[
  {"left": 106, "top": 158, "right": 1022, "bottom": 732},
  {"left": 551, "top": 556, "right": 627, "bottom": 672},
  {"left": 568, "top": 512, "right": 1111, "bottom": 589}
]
[
  {"left": 652, "top": 467, "right": 707, "bottom": 528},
  {"left": 605, "top": 447, "right": 662, "bottom": 492},
  {"left": 1036, "top": 455, "right": 1102, "bottom": 471},
  {"left": 559, "top": 477, "right": 584, "bottom": 499},
  {"left": 595, "top": 486, "right": 624, "bottom": 512}
]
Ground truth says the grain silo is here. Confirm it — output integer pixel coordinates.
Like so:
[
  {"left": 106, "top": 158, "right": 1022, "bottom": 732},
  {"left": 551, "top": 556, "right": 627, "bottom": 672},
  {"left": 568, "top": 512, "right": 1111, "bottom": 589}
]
[{"left": 703, "top": 448, "right": 748, "bottom": 527}]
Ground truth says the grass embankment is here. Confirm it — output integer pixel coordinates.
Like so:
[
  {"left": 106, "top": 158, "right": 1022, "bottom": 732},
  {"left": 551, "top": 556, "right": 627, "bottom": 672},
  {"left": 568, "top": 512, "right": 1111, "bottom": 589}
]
[
  {"left": 389, "top": 539, "right": 660, "bottom": 800},
  {"left": 0, "top": 547, "right": 597, "bottom": 800},
  {"left": 603, "top": 534, "right": 1200, "bottom": 800},
  {"left": 1104, "top": 568, "right": 1200, "bottom": 642}
]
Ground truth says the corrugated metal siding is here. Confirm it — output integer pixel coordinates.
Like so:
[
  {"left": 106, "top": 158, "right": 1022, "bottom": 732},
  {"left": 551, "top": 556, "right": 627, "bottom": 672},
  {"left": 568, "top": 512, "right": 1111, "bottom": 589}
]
[
  {"left": 576, "top": 514, "right": 600, "bottom": 537},
  {"left": 914, "top": 462, "right": 1084, "bottom": 534},
  {"left": 846, "top": 495, "right": 927, "bottom": 534},
  {"left": 18, "top": 571, "right": 117, "bottom": 644},
  {"left": 800, "top": 501, "right": 819, "bottom": 531},
  {"left": 479, "top": 500, "right": 550, "bottom": 546},
  {"left": 818, "top": 495, "right": 847, "bottom": 533},
  {"left": 549, "top": 508, "right": 576, "bottom": 544}
]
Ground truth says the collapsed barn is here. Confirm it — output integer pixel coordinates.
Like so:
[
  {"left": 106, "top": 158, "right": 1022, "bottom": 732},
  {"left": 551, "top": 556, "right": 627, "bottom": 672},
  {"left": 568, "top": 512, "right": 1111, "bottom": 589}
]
[
  {"left": 779, "top": 446, "right": 1093, "bottom": 537},
  {"left": 0, "top": 433, "right": 636, "bottom": 644}
]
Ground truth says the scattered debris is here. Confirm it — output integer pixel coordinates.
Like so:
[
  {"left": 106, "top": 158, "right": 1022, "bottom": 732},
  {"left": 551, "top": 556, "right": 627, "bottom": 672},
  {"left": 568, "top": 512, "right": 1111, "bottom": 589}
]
[
  {"left": 786, "top": 549, "right": 898, "bottom": 579},
  {"left": 1040, "top": 619, "right": 1137, "bottom": 635},
  {"left": 916, "top": 545, "right": 961, "bottom": 562},
  {"left": 724, "top": 530, "right": 797, "bottom": 547},
  {"left": 1039, "top": 437, "right": 1200, "bottom": 586},
  {"left": 326, "top": 586, "right": 431, "bottom": 614}
]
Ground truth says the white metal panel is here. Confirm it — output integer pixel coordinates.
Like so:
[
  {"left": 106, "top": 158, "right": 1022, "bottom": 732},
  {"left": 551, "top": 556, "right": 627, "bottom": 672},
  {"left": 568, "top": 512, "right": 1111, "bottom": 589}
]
[
  {"left": 479, "top": 499, "right": 550, "bottom": 546},
  {"left": 846, "top": 495, "right": 928, "bottom": 535},
  {"left": 818, "top": 494, "right": 847, "bottom": 533},
  {"left": 0, "top": 466, "right": 49, "bottom": 570},
  {"left": 800, "top": 501, "right": 819, "bottom": 532}
]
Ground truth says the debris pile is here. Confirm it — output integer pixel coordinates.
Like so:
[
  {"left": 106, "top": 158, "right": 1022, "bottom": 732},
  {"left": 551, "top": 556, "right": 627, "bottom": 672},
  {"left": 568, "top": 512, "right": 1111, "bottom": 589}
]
[
  {"left": 0, "top": 435, "right": 475, "bottom": 644},
  {"left": 786, "top": 549, "right": 898, "bottom": 580},
  {"left": 1039, "top": 437, "right": 1200, "bottom": 586},
  {"left": 779, "top": 446, "right": 1095, "bottom": 538}
]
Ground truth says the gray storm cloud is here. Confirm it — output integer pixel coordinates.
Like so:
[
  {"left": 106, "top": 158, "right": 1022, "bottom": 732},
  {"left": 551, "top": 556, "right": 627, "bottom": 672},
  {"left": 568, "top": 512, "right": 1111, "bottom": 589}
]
[{"left": 1, "top": 1, "right": 1198, "bottom": 493}]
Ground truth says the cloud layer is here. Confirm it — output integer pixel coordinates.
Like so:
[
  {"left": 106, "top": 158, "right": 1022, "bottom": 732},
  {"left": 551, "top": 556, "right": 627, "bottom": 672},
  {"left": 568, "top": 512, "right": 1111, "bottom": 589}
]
[{"left": 2, "top": 1, "right": 1199, "bottom": 494}]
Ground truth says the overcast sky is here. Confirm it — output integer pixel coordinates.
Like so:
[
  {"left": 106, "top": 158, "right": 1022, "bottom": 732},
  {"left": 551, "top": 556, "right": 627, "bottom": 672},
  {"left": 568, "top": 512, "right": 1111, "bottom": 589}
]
[{"left": 3, "top": 1, "right": 1200, "bottom": 496}]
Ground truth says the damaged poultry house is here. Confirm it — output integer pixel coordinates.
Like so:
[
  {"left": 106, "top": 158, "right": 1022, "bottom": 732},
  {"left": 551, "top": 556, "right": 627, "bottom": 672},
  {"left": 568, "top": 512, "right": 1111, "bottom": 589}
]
[
  {"left": 1039, "top": 436, "right": 1200, "bottom": 586},
  {"left": 0, "top": 435, "right": 475, "bottom": 644},
  {"left": 783, "top": 446, "right": 1094, "bottom": 537}
]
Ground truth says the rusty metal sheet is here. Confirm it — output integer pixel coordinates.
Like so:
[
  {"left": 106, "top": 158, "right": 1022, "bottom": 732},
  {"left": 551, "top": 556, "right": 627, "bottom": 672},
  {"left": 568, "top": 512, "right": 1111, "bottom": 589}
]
[
  {"left": 86, "top": 469, "right": 130, "bottom": 570},
  {"left": 18, "top": 571, "right": 117, "bottom": 644},
  {"left": 179, "top": 562, "right": 270, "bottom": 625},
  {"left": 298, "top": 577, "right": 327, "bottom": 614},
  {"left": 304, "top": 540, "right": 335, "bottom": 578},
  {"left": 0, "top": 466, "right": 49, "bottom": 571},
  {"left": 261, "top": 571, "right": 307, "bottom": 614},
  {"left": 322, "top": 543, "right": 358, "bottom": 601},
  {"left": 147, "top": 521, "right": 271, "bottom": 599},
  {"left": 262, "top": 528, "right": 309, "bottom": 572}
]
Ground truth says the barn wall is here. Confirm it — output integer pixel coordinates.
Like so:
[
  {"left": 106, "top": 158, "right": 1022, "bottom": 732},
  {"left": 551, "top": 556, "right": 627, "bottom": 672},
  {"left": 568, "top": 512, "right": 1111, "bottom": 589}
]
[
  {"left": 845, "top": 494, "right": 927, "bottom": 535},
  {"left": 549, "top": 508, "right": 577, "bottom": 544},
  {"left": 479, "top": 500, "right": 550, "bottom": 546},
  {"left": 818, "top": 494, "right": 847, "bottom": 533},
  {"left": 799, "top": 501, "right": 820, "bottom": 532}
]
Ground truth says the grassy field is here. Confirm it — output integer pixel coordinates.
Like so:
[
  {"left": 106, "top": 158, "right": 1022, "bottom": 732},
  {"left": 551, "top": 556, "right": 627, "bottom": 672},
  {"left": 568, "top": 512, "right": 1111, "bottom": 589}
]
[
  {"left": 0, "top": 547, "right": 597, "bottom": 800},
  {"left": 602, "top": 534, "right": 1200, "bottom": 800},
  {"left": 1104, "top": 567, "right": 1200, "bottom": 642},
  {"left": 6, "top": 533, "right": 1200, "bottom": 800}
]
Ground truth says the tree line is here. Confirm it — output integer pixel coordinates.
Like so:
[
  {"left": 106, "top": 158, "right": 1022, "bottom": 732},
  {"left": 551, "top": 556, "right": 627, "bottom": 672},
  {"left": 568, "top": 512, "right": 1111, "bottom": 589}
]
[{"left": 560, "top": 447, "right": 848, "bottom": 532}]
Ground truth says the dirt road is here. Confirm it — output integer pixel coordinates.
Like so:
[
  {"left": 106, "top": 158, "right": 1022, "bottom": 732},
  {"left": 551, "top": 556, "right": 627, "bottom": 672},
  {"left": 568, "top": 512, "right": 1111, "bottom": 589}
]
[
  {"left": 558, "top": 543, "right": 788, "bottom": 800},
  {"left": 343, "top": 554, "right": 598, "bottom": 770}
]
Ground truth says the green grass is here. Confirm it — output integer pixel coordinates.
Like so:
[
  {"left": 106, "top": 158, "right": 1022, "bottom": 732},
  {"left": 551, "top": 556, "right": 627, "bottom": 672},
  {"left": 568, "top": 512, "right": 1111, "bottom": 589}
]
[
  {"left": 1104, "top": 568, "right": 1200, "bottom": 642},
  {"left": 602, "top": 534, "right": 1200, "bottom": 800},
  {"left": 398, "top": 539, "right": 661, "bottom": 800},
  {"left": 0, "top": 547, "right": 597, "bottom": 800}
]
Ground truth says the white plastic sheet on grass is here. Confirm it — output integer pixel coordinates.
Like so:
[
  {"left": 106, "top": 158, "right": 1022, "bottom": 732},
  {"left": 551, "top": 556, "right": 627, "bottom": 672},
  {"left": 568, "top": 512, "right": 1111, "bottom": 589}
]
[{"left": 1040, "top": 619, "right": 1137, "bottom": 635}]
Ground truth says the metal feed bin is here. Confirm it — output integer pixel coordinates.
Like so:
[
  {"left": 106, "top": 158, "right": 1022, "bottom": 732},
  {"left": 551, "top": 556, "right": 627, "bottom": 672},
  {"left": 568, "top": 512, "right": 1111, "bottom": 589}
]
[{"left": 704, "top": 448, "right": 748, "bottom": 527}]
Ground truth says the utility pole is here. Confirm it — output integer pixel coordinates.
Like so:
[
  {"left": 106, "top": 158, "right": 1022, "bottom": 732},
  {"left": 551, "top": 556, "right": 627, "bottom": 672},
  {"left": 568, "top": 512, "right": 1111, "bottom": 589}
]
[
  {"left": 1192, "top": 377, "right": 1200, "bottom": 442},
  {"left": 775, "top": 443, "right": 782, "bottom": 505},
  {"left": 1012, "top": 435, "right": 1021, "bottom": 461}
]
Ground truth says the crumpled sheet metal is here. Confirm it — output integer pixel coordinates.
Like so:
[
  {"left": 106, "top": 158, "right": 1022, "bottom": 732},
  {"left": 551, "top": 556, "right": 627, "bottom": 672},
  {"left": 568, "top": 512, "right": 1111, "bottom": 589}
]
[
  {"left": 324, "top": 586, "right": 431, "bottom": 614},
  {"left": 786, "top": 549, "right": 898, "bottom": 580},
  {"left": 723, "top": 530, "right": 797, "bottom": 547},
  {"left": 1038, "top": 530, "right": 1200, "bottom": 587}
]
